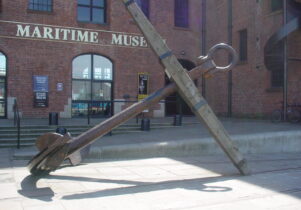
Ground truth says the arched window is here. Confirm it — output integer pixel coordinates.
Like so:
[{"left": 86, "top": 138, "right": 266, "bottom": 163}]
[
  {"left": 0, "top": 52, "right": 6, "bottom": 117},
  {"left": 72, "top": 54, "right": 113, "bottom": 117}
]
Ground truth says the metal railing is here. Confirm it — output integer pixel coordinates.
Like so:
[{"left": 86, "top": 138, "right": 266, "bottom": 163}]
[{"left": 13, "top": 99, "right": 21, "bottom": 149}]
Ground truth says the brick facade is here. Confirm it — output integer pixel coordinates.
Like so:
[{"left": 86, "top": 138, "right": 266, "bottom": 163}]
[
  {"left": 0, "top": 0, "right": 202, "bottom": 118},
  {"left": 204, "top": 0, "right": 301, "bottom": 118}
]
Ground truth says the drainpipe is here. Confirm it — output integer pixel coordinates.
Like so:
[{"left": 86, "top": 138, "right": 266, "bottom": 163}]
[
  {"left": 227, "top": 0, "right": 233, "bottom": 117},
  {"left": 201, "top": 0, "right": 207, "bottom": 98},
  {"left": 283, "top": 0, "right": 288, "bottom": 121}
]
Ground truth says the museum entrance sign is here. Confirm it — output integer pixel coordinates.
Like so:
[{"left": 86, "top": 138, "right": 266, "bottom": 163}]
[{"left": 0, "top": 20, "right": 148, "bottom": 48}]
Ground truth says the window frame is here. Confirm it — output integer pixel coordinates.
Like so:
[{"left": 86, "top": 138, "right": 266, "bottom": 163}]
[
  {"left": 271, "top": 0, "right": 283, "bottom": 12},
  {"left": 174, "top": 0, "right": 189, "bottom": 28},
  {"left": 0, "top": 51, "right": 7, "bottom": 118},
  {"left": 28, "top": 0, "right": 53, "bottom": 12},
  {"left": 0, "top": 52, "right": 6, "bottom": 77},
  {"left": 271, "top": 68, "right": 284, "bottom": 88},
  {"left": 72, "top": 53, "right": 114, "bottom": 118},
  {"left": 137, "top": 0, "right": 150, "bottom": 18},
  {"left": 239, "top": 29, "right": 248, "bottom": 62},
  {"left": 77, "top": 0, "right": 107, "bottom": 24},
  {"left": 270, "top": 41, "right": 285, "bottom": 88}
]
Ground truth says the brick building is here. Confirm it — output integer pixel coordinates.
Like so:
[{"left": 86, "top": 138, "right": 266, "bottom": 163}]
[
  {"left": 203, "top": 0, "right": 301, "bottom": 118},
  {"left": 0, "top": 0, "right": 202, "bottom": 119}
]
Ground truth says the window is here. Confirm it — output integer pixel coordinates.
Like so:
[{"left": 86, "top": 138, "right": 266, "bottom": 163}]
[
  {"left": 72, "top": 54, "right": 113, "bottom": 117},
  {"left": 136, "top": 0, "right": 149, "bottom": 18},
  {"left": 28, "top": 0, "right": 53, "bottom": 12},
  {"left": 239, "top": 29, "right": 248, "bottom": 62},
  {"left": 271, "top": 0, "right": 283, "bottom": 12},
  {"left": 0, "top": 52, "right": 6, "bottom": 118},
  {"left": 77, "top": 0, "right": 106, "bottom": 24},
  {"left": 0, "top": 52, "right": 6, "bottom": 77},
  {"left": 174, "top": 0, "right": 189, "bottom": 28},
  {"left": 271, "top": 68, "right": 284, "bottom": 87},
  {"left": 270, "top": 41, "right": 284, "bottom": 88}
]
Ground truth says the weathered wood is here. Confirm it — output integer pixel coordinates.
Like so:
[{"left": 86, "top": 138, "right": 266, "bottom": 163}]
[{"left": 122, "top": 0, "right": 250, "bottom": 175}]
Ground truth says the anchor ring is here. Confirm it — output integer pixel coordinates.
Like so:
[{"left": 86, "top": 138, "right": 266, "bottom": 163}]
[{"left": 206, "top": 43, "right": 238, "bottom": 72}]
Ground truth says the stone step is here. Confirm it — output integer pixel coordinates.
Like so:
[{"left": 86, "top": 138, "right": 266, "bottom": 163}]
[
  {"left": 1, "top": 142, "right": 36, "bottom": 148},
  {"left": 0, "top": 122, "right": 176, "bottom": 132},
  {"left": 0, "top": 126, "right": 142, "bottom": 137},
  {"left": 0, "top": 121, "right": 196, "bottom": 130},
  {"left": 0, "top": 127, "right": 89, "bottom": 133},
  {"left": 0, "top": 124, "right": 177, "bottom": 137},
  {"left": 0, "top": 121, "right": 190, "bottom": 148},
  {"left": 0, "top": 130, "right": 146, "bottom": 148}
]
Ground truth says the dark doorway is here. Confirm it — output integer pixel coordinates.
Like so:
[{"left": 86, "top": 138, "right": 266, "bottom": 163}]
[{"left": 165, "top": 59, "right": 196, "bottom": 116}]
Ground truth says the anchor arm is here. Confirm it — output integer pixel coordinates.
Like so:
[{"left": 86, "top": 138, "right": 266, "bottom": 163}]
[{"left": 27, "top": 44, "right": 237, "bottom": 175}]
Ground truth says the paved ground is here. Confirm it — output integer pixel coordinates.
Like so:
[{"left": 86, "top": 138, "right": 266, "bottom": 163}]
[
  {"left": 1, "top": 149, "right": 301, "bottom": 210},
  {"left": 2, "top": 117, "right": 301, "bottom": 209}
]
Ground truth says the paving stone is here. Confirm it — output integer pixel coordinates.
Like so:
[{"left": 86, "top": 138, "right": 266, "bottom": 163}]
[
  {"left": 1, "top": 148, "right": 301, "bottom": 209},
  {"left": 23, "top": 203, "right": 66, "bottom": 210}
]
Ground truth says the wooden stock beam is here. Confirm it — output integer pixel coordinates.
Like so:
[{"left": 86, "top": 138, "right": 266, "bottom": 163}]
[{"left": 122, "top": 0, "right": 250, "bottom": 175}]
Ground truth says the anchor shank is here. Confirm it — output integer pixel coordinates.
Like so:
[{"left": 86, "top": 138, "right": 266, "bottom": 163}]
[
  {"left": 121, "top": 0, "right": 250, "bottom": 175},
  {"left": 67, "top": 62, "right": 214, "bottom": 156}
]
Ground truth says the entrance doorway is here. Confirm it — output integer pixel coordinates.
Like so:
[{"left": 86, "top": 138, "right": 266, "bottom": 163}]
[
  {"left": 165, "top": 59, "right": 196, "bottom": 116},
  {"left": 72, "top": 54, "right": 113, "bottom": 118},
  {"left": 0, "top": 52, "right": 6, "bottom": 118}
]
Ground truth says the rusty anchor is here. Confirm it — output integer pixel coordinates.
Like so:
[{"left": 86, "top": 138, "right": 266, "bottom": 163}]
[{"left": 27, "top": 43, "right": 241, "bottom": 176}]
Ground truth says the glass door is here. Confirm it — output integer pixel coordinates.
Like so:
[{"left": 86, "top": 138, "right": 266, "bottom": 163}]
[{"left": 72, "top": 54, "right": 113, "bottom": 118}]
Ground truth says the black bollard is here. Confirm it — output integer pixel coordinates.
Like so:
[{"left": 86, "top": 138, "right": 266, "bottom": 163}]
[
  {"left": 173, "top": 114, "right": 182, "bottom": 126},
  {"left": 141, "top": 118, "right": 150, "bottom": 131}
]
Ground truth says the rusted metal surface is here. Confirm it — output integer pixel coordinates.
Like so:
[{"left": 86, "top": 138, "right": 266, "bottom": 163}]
[{"left": 28, "top": 133, "right": 71, "bottom": 175}]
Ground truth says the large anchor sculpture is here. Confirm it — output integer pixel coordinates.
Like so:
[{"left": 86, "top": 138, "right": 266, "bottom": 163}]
[{"left": 27, "top": 0, "right": 250, "bottom": 176}]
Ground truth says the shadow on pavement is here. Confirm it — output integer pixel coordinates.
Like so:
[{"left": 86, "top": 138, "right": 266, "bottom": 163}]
[
  {"left": 18, "top": 173, "right": 233, "bottom": 201},
  {"left": 17, "top": 153, "right": 301, "bottom": 202},
  {"left": 18, "top": 175, "right": 54, "bottom": 201}
]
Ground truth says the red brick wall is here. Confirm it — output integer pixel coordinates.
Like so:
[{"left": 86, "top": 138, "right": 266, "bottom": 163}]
[
  {"left": 287, "top": 31, "right": 301, "bottom": 107},
  {"left": 0, "top": 0, "right": 202, "bottom": 118},
  {"left": 205, "top": 0, "right": 301, "bottom": 118}
]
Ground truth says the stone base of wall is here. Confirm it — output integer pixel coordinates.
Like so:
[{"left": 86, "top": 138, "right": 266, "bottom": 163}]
[
  {"left": 114, "top": 99, "right": 165, "bottom": 117},
  {"left": 60, "top": 98, "right": 72, "bottom": 118},
  {"left": 153, "top": 101, "right": 165, "bottom": 118}
]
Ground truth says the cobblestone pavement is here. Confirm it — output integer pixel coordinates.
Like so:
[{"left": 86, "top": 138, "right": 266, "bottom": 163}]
[{"left": 1, "top": 149, "right": 301, "bottom": 210}]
